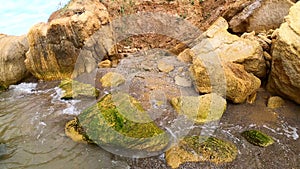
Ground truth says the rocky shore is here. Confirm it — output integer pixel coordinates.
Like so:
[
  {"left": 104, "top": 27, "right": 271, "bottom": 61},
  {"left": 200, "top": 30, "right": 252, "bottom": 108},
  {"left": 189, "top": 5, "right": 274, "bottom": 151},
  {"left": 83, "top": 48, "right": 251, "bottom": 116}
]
[{"left": 1, "top": 0, "right": 299, "bottom": 168}]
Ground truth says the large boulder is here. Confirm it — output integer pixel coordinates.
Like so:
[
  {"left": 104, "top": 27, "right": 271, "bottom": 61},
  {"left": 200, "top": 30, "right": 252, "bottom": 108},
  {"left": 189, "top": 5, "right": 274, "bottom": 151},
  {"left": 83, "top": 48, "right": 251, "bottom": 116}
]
[
  {"left": 188, "top": 17, "right": 263, "bottom": 103},
  {"left": 0, "top": 34, "right": 29, "bottom": 89},
  {"left": 25, "top": 0, "right": 112, "bottom": 80},
  {"left": 227, "top": 0, "right": 294, "bottom": 33},
  {"left": 267, "top": 2, "right": 300, "bottom": 104}
]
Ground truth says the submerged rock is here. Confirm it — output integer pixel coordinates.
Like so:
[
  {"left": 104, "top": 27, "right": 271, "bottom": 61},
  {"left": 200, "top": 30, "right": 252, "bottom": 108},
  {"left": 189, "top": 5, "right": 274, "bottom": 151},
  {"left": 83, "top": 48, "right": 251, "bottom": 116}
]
[
  {"left": 65, "top": 118, "right": 91, "bottom": 144},
  {"left": 58, "top": 79, "right": 99, "bottom": 99},
  {"left": 267, "top": 2, "right": 300, "bottom": 104},
  {"left": 170, "top": 93, "right": 226, "bottom": 124},
  {"left": 166, "top": 136, "right": 238, "bottom": 169},
  {"left": 0, "top": 34, "right": 29, "bottom": 89},
  {"left": 241, "top": 130, "right": 275, "bottom": 147},
  {"left": 65, "top": 93, "right": 169, "bottom": 155}
]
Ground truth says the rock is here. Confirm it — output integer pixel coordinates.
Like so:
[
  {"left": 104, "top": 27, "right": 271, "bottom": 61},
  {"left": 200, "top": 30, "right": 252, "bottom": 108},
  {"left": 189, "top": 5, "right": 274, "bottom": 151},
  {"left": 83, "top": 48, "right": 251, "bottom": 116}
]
[
  {"left": 157, "top": 60, "right": 174, "bottom": 73},
  {"left": 241, "top": 130, "right": 274, "bottom": 147},
  {"left": 98, "top": 59, "right": 112, "bottom": 68},
  {"left": 228, "top": 0, "right": 294, "bottom": 33},
  {"left": 100, "top": 72, "right": 125, "bottom": 87},
  {"left": 189, "top": 17, "right": 263, "bottom": 103},
  {"left": 170, "top": 93, "right": 226, "bottom": 124},
  {"left": 58, "top": 78, "right": 99, "bottom": 99},
  {"left": 177, "top": 48, "right": 194, "bottom": 63},
  {"left": 166, "top": 136, "right": 237, "bottom": 169},
  {"left": 267, "top": 2, "right": 300, "bottom": 104},
  {"left": 267, "top": 96, "right": 285, "bottom": 109},
  {"left": 0, "top": 35, "right": 29, "bottom": 89},
  {"left": 66, "top": 93, "right": 170, "bottom": 155},
  {"left": 174, "top": 76, "right": 192, "bottom": 87},
  {"left": 65, "top": 118, "right": 91, "bottom": 144},
  {"left": 191, "top": 60, "right": 261, "bottom": 103},
  {"left": 25, "top": 0, "right": 112, "bottom": 80}
]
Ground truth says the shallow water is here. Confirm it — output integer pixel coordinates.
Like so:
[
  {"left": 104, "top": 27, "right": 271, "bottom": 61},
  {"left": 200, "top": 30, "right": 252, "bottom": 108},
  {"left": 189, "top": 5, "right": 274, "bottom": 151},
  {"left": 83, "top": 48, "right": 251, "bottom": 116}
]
[{"left": 0, "top": 83, "right": 299, "bottom": 169}]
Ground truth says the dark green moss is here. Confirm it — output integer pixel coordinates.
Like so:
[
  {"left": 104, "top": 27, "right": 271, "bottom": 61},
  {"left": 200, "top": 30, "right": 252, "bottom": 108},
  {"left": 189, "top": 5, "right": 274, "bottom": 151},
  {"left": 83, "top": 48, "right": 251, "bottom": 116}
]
[
  {"left": 0, "top": 85, "right": 7, "bottom": 92},
  {"left": 77, "top": 93, "right": 169, "bottom": 152},
  {"left": 241, "top": 130, "right": 274, "bottom": 147},
  {"left": 58, "top": 78, "right": 99, "bottom": 99}
]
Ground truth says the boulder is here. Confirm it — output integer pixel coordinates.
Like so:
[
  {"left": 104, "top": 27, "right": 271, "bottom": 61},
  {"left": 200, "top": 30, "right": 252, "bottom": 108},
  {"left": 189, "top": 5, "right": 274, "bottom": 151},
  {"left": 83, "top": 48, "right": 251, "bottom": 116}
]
[
  {"left": 0, "top": 34, "right": 29, "bottom": 89},
  {"left": 188, "top": 17, "right": 262, "bottom": 103},
  {"left": 228, "top": 0, "right": 294, "bottom": 33},
  {"left": 166, "top": 136, "right": 237, "bottom": 169},
  {"left": 190, "top": 61, "right": 261, "bottom": 103},
  {"left": 193, "top": 17, "right": 266, "bottom": 78},
  {"left": 267, "top": 2, "right": 300, "bottom": 104},
  {"left": 25, "top": 0, "right": 113, "bottom": 80},
  {"left": 170, "top": 93, "right": 227, "bottom": 124}
]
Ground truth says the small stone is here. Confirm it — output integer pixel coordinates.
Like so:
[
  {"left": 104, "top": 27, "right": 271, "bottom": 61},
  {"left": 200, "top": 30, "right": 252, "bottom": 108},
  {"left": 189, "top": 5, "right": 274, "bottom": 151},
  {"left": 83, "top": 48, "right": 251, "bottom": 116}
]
[
  {"left": 157, "top": 60, "right": 174, "bottom": 73},
  {"left": 100, "top": 72, "right": 125, "bottom": 87},
  {"left": 177, "top": 48, "right": 194, "bottom": 63},
  {"left": 174, "top": 76, "right": 191, "bottom": 87},
  {"left": 98, "top": 60, "right": 112, "bottom": 68},
  {"left": 267, "top": 96, "right": 285, "bottom": 109},
  {"left": 241, "top": 130, "right": 274, "bottom": 147}
]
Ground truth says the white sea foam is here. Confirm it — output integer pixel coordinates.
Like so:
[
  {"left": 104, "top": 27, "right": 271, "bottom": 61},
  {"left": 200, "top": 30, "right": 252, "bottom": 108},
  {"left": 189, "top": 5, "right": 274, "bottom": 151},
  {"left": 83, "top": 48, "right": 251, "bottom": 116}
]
[
  {"left": 282, "top": 125, "right": 299, "bottom": 140},
  {"left": 9, "top": 83, "right": 37, "bottom": 93}
]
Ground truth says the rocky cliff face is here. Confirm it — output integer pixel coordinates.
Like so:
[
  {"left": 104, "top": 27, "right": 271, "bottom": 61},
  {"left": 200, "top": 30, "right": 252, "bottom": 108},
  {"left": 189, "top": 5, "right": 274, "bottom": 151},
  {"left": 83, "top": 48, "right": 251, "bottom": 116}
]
[
  {"left": 0, "top": 34, "right": 29, "bottom": 88},
  {"left": 267, "top": 2, "right": 300, "bottom": 104},
  {"left": 25, "top": 0, "right": 112, "bottom": 80}
]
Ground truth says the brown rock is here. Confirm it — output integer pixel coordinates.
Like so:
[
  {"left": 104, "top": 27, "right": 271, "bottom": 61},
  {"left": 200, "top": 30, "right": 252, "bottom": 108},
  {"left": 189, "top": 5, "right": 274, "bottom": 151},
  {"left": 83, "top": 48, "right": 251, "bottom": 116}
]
[
  {"left": 190, "top": 59, "right": 261, "bottom": 103},
  {"left": 193, "top": 17, "right": 266, "bottom": 78},
  {"left": 267, "top": 96, "right": 285, "bottom": 108},
  {"left": 267, "top": 2, "right": 300, "bottom": 104},
  {"left": 0, "top": 35, "right": 29, "bottom": 88},
  {"left": 25, "top": 0, "right": 112, "bottom": 80},
  {"left": 228, "top": 0, "right": 294, "bottom": 33},
  {"left": 177, "top": 48, "right": 193, "bottom": 63},
  {"left": 157, "top": 60, "right": 174, "bottom": 73},
  {"left": 98, "top": 59, "right": 112, "bottom": 68},
  {"left": 189, "top": 18, "right": 262, "bottom": 103}
]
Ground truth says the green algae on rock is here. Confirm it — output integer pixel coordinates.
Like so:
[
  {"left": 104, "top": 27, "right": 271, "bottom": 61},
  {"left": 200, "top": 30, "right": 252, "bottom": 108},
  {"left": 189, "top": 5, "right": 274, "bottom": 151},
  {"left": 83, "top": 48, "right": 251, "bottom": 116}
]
[
  {"left": 100, "top": 72, "right": 125, "bottom": 88},
  {"left": 58, "top": 79, "right": 99, "bottom": 99},
  {"left": 170, "top": 93, "right": 226, "bottom": 124},
  {"left": 0, "top": 85, "right": 7, "bottom": 92},
  {"left": 241, "top": 130, "right": 274, "bottom": 147},
  {"left": 65, "top": 92, "right": 169, "bottom": 154},
  {"left": 166, "top": 136, "right": 238, "bottom": 169},
  {"left": 65, "top": 118, "right": 92, "bottom": 144}
]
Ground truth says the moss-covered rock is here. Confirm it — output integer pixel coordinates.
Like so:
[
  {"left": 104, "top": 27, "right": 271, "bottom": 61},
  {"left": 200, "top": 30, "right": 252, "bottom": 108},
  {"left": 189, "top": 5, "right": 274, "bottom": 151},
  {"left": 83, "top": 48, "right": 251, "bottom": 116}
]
[
  {"left": 58, "top": 79, "right": 99, "bottom": 99},
  {"left": 241, "top": 130, "right": 274, "bottom": 147},
  {"left": 65, "top": 92, "right": 169, "bottom": 153},
  {"left": 0, "top": 85, "right": 7, "bottom": 92},
  {"left": 100, "top": 72, "right": 125, "bottom": 88},
  {"left": 65, "top": 118, "right": 92, "bottom": 144},
  {"left": 170, "top": 93, "right": 226, "bottom": 124},
  {"left": 166, "top": 136, "right": 238, "bottom": 168}
]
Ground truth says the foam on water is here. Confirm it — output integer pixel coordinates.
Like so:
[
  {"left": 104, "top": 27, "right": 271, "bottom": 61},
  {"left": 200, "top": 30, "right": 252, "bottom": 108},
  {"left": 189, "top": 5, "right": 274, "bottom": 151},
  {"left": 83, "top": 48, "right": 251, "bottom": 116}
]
[{"left": 9, "top": 83, "right": 38, "bottom": 93}]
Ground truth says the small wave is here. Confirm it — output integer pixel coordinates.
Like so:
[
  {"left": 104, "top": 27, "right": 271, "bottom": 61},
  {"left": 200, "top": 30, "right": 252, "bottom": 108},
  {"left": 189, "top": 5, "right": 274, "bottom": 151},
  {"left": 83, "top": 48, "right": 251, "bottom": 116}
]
[{"left": 9, "top": 83, "right": 37, "bottom": 93}]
